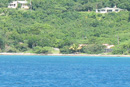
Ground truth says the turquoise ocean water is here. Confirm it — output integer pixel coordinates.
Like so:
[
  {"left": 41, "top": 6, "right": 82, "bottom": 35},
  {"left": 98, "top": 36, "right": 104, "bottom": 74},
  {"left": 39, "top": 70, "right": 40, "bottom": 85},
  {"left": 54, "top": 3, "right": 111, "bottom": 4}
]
[{"left": 0, "top": 56, "right": 130, "bottom": 87}]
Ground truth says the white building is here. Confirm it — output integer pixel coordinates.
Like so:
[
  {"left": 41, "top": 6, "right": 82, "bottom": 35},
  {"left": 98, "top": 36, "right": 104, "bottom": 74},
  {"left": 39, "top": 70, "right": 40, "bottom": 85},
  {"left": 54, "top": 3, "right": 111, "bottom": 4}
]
[
  {"left": 8, "top": 1, "right": 18, "bottom": 8},
  {"left": 96, "top": 6, "right": 124, "bottom": 13},
  {"left": 8, "top": 0, "right": 29, "bottom": 9},
  {"left": 102, "top": 44, "right": 115, "bottom": 49}
]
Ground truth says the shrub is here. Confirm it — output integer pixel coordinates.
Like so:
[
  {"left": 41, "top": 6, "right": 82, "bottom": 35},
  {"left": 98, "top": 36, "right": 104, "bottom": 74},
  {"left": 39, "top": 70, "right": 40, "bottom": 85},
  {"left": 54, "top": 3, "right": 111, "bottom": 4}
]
[
  {"left": 7, "top": 47, "right": 19, "bottom": 53},
  {"left": 33, "top": 46, "right": 54, "bottom": 54},
  {"left": 60, "top": 46, "right": 72, "bottom": 54},
  {"left": 82, "top": 44, "right": 105, "bottom": 54}
]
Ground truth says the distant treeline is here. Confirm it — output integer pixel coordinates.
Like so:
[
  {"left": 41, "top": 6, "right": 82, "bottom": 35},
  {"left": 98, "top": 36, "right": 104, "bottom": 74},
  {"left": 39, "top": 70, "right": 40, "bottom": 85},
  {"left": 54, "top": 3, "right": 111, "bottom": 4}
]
[
  {"left": 1, "top": 0, "right": 130, "bottom": 11},
  {"left": 0, "top": 0, "right": 130, "bottom": 54}
]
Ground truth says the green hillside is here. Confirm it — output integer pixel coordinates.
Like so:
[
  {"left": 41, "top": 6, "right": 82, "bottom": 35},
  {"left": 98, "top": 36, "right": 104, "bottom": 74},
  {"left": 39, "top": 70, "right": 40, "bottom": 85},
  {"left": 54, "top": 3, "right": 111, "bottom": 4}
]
[{"left": 0, "top": 0, "right": 130, "bottom": 54}]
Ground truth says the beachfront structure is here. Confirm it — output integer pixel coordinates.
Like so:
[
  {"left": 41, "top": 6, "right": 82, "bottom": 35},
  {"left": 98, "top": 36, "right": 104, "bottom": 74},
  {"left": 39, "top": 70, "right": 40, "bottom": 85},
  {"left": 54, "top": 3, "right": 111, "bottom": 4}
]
[
  {"left": 8, "top": 0, "right": 29, "bottom": 9},
  {"left": 96, "top": 6, "right": 124, "bottom": 13},
  {"left": 102, "top": 44, "right": 114, "bottom": 53},
  {"left": 102, "top": 44, "right": 114, "bottom": 49}
]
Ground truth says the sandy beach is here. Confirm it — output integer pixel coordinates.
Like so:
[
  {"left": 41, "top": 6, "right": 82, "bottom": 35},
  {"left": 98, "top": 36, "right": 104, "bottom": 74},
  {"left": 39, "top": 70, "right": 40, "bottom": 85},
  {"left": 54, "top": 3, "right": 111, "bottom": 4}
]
[{"left": 0, "top": 53, "right": 130, "bottom": 57}]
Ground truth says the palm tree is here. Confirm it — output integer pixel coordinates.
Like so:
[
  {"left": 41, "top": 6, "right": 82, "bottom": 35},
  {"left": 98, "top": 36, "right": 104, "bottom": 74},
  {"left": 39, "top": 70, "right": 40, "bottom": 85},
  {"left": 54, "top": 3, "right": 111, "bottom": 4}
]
[{"left": 69, "top": 44, "right": 79, "bottom": 53}]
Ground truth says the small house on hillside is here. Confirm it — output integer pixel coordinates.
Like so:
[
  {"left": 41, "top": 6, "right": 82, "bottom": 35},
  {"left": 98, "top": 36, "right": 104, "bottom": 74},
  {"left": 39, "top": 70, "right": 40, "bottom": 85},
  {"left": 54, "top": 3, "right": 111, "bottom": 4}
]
[
  {"left": 96, "top": 6, "right": 124, "bottom": 13},
  {"left": 102, "top": 44, "right": 115, "bottom": 53},
  {"left": 8, "top": 0, "right": 29, "bottom": 9}
]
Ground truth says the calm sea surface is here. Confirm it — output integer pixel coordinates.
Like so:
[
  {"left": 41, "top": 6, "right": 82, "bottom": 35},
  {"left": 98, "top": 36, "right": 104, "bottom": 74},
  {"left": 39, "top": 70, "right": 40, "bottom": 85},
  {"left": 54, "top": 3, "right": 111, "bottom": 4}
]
[{"left": 0, "top": 56, "right": 130, "bottom": 87}]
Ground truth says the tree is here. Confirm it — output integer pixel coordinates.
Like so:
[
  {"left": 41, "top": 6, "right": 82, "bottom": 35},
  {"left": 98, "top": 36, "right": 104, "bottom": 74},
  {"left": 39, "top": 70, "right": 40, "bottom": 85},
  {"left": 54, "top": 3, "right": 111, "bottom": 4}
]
[{"left": 83, "top": 44, "right": 105, "bottom": 54}]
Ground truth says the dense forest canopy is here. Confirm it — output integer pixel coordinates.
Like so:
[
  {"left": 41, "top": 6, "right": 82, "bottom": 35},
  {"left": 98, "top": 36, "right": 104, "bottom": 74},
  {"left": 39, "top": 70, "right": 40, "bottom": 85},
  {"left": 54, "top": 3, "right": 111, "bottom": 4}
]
[{"left": 0, "top": 0, "right": 130, "bottom": 54}]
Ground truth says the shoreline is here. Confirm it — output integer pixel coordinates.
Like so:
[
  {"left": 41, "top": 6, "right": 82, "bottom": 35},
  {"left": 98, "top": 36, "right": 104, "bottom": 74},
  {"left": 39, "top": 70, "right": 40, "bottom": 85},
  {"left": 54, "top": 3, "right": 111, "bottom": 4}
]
[{"left": 0, "top": 53, "right": 130, "bottom": 57}]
